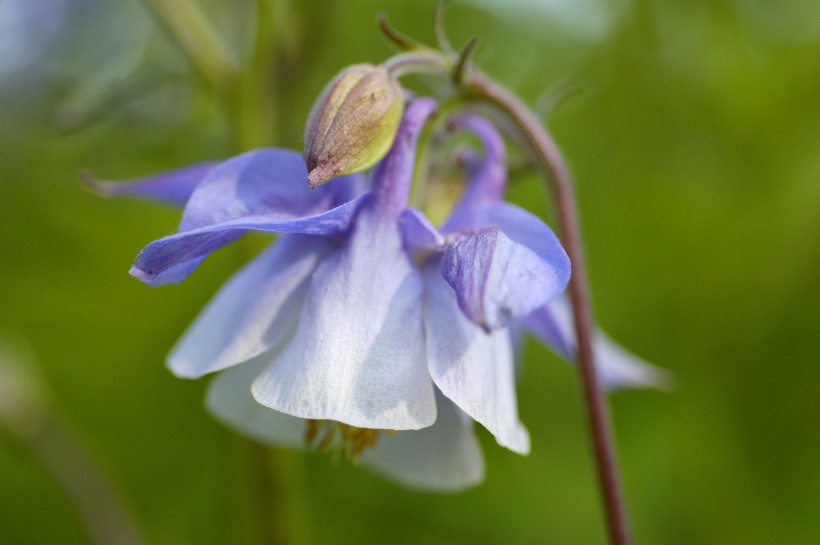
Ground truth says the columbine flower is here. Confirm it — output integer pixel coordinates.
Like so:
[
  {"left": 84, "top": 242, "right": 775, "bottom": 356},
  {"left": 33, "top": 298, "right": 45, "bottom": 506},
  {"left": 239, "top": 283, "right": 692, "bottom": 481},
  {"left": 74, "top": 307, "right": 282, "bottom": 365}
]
[
  {"left": 96, "top": 97, "right": 663, "bottom": 491},
  {"left": 441, "top": 115, "right": 668, "bottom": 389}
]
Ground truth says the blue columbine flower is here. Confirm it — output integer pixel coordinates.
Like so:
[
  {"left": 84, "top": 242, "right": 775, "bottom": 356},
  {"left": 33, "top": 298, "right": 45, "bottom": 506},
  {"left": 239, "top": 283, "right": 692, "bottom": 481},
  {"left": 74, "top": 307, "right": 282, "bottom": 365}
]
[
  {"left": 96, "top": 98, "right": 664, "bottom": 491},
  {"left": 440, "top": 115, "right": 667, "bottom": 389}
]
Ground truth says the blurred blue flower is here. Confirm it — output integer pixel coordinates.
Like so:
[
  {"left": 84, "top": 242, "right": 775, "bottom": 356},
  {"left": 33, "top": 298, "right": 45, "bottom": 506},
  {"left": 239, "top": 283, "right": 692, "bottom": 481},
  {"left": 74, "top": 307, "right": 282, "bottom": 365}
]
[{"left": 99, "top": 98, "right": 662, "bottom": 491}]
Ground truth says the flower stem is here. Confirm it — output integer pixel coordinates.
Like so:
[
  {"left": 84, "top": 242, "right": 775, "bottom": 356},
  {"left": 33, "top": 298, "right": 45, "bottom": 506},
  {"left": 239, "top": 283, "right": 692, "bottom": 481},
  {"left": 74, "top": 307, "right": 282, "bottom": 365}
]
[
  {"left": 142, "top": 0, "right": 237, "bottom": 91},
  {"left": 267, "top": 449, "right": 313, "bottom": 545},
  {"left": 13, "top": 414, "right": 146, "bottom": 545},
  {"left": 230, "top": 0, "right": 282, "bottom": 151},
  {"left": 463, "top": 69, "right": 634, "bottom": 545}
]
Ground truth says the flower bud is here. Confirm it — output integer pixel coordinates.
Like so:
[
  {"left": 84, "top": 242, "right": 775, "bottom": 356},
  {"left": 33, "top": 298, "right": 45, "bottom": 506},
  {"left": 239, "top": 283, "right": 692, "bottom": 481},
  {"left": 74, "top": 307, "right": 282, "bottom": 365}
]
[{"left": 304, "top": 63, "right": 404, "bottom": 188}]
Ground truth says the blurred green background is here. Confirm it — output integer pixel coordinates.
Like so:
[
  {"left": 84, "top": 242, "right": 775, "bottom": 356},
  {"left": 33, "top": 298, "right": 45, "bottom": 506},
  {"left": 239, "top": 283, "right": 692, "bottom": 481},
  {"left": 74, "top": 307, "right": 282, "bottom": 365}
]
[{"left": 1, "top": 0, "right": 819, "bottom": 544}]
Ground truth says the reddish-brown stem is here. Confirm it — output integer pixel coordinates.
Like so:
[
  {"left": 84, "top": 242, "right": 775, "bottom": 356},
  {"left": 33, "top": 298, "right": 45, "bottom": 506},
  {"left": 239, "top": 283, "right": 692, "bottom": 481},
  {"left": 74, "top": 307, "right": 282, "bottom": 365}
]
[
  {"left": 362, "top": 39, "right": 634, "bottom": 542},
  {"left": 465, "top": 69, "right": 634, "bottom": 545}
]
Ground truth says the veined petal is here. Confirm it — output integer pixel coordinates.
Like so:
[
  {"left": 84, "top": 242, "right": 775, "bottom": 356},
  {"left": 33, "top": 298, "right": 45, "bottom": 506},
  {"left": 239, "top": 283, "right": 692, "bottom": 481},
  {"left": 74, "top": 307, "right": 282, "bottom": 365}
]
[
  {"left": 519, "top": 304, "right": 573, "bottom": 358},
  {"left": 129, "top": 148, "right": 364, "bottom": 287},
  {"left": 468, "top": 203, "right": 571, "bottom": 282},
  {"left": 179, "top": 148, "right": 355, "bottom": 231},
  {"left": 441, "top": 116, "right": 507, "bottom": 233},
  {"left": 206, "top": 357, "right": 305, "bottom": 447},
  {"left": 424, "top": 266, "right": 530, "bottom": 454},
  {"left": 400, "top": 208, "right": 445, "bottom": 252},
  {"left": 369, "top": 98, "right": 437, "bottom": 214},
  {"left": 83, "top": 162, "right": 218, "bottom": 207},
  {"left": 167, "top": 235, "right": 336, "bottom": 378},
  {"left": 524, "top": 297, "right": 673, "bottom": 389},
  {"left": 130, "top": 195, "right": 367, "bottom": 286},
  {"left": 251, "top": 205, "right": 436, "bottom": 430},
  {"left": 362, "top": 391, "right": 484, "bottom": 492},
  {"left": 442, "top": 226, "right": 568, "bottom": 331}
]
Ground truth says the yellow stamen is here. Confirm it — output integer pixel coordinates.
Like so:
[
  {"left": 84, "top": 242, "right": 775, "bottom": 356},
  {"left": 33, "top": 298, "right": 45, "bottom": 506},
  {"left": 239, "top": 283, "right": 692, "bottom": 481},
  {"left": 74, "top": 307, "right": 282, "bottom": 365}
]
[{"left": 304, "top": 420, "right": 387, "bottom": 463}]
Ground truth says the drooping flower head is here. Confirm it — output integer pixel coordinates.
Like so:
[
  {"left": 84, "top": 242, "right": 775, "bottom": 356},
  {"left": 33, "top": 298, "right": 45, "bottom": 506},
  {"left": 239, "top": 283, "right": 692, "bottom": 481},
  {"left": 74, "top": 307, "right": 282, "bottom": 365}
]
[{"left": 94, "top": 87, "right": 665, "bottom": 491}]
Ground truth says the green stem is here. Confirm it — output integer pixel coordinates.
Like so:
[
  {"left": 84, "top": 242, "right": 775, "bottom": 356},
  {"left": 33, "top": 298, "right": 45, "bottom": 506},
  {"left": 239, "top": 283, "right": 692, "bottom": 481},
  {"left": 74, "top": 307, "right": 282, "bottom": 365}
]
[
  {"left": 14, "top": 415, "right": 146, "bottom": 545},
  {"left": 230, "top": 0, "right": 282, "bottom": 150},
  {"left": 382, "top": 51, "right": 450, "bottom": 78},
  {"left": 267, "top": 449, "right": 313, "bottom": 545},
  {"left": 143, "top": 0, "right": 237, "bottom": 92}
]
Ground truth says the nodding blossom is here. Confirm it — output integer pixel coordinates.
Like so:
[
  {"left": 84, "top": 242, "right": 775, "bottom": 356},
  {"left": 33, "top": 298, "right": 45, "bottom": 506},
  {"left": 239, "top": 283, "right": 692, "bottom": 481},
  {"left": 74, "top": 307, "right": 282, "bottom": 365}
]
[{"left": 94, "top": 98, "right": 665, "bottom": 491}]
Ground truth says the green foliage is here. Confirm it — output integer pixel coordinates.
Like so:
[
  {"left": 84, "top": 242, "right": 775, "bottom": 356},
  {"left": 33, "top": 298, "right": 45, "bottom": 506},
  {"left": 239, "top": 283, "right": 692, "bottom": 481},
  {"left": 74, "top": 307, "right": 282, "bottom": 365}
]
[{"left": 1, "top": 1, "right": 819, "bottom": 543}]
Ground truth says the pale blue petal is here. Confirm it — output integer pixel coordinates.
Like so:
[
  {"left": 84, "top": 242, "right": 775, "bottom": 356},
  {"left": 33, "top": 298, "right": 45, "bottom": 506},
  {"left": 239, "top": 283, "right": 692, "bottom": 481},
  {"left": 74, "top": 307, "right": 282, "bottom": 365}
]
[
  {"left": 179, "top": 148, "right": 354, "bottom": 231},
  {"left": 251, "top": 205, "right": 436, "bottom": 430},
  {"left": 206, "top": 357, "right": 305, "bottom": 447},
  {"left": 594, "top": 333, "right": 673, "bottom": 389},
  {"left": 84, "top": 162, "right": 218, "bottom": 207},
  {"left": 471, "top": 203, "right": 571, "bottom": 280},
  {"left": 369, "top": 99, "right": 438, "bottom": 214},
  {"left": 442, "top": 226, "right": 569, "bottom": 331},
  {"left": 130, "top": 195, "right": 367, "bottom": 287},
  {"left": 167, "top": 236, "right": 336, "bottom": 378},
  {"left": 423, "top": 265, "right": 530, "bottom": 454},
  {"left": 130, "top": 256, "right": 207, "bottom": 286},
  {"left": 362, "top": 391, "right": 484, "bottom": 492},
  {"left": 400, "top": 208, "right": 445, "bottom": 251},
  {"left": 129, "top": 148, "right": 363, "bottom": 287},
  {"left": 524, "top": 297, "right": 673, "bottom": 389},
  {"left": 517, "top": 303, "right": 573, "bottom": 358},
  {"left": 441, "top": 116, "right": 507, "bottom": 232}
]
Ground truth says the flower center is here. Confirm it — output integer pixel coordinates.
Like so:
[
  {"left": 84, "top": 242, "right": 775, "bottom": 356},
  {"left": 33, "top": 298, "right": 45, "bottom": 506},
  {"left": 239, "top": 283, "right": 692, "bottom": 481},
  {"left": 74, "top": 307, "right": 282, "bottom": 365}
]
[{"left": 304, "top": 419, "right": 390, "bottom": 462}]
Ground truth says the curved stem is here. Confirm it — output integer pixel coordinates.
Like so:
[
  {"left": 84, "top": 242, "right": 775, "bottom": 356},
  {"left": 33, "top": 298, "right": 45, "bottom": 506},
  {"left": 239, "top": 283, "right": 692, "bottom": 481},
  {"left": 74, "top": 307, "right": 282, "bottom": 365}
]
[
  {"left": 14, "top": 415, "right": 146, "bottom": 545},
  {"left": 383, "top": 49, "right": 633, "bottom": 541},
  {"left": 434, "top": 0, "right": 456, "bottom": 56},
  {"left": 382, "top": 51, "right": 450, "bottom": 78},
  {"left": 377, "top": 12, "right": 428, "bottom": 52},
  {"left": 464, "top": 69, "right": 633, "bottom": 545},
  {"left": 230, "top": 0, "right": 281, "bottom": 151},
  {"left": 142, "top": 0, "right": 237, "bottom": 91}
]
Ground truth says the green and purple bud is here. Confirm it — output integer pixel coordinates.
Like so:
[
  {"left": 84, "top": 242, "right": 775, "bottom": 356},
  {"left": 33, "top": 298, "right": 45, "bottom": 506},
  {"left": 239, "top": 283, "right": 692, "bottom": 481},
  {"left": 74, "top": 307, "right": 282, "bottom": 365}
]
[{"left": 304, "top": 63, "right": 404, "bottom": 188}]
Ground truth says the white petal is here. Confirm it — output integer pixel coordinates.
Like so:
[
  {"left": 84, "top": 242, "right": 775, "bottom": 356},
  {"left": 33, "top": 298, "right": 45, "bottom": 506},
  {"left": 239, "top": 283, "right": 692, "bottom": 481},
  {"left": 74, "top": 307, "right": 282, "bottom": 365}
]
[
  {"left": 208, "top": 360, "right": 484, "bottom": 492},
  {"left": 206, "top": 357, "right": 305, "bottom": 446},
  {"left": 423, "top": 266, "right": 530, "bottom": 454},
  {"left": 168, "top": 236, "right": 334, "bottom": 378},
  {"left": 363, "top": 392, "right": 485, "bottom": 492},
  {"left": 252, "top": 207, "right": 437, "bottom": 430}
]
